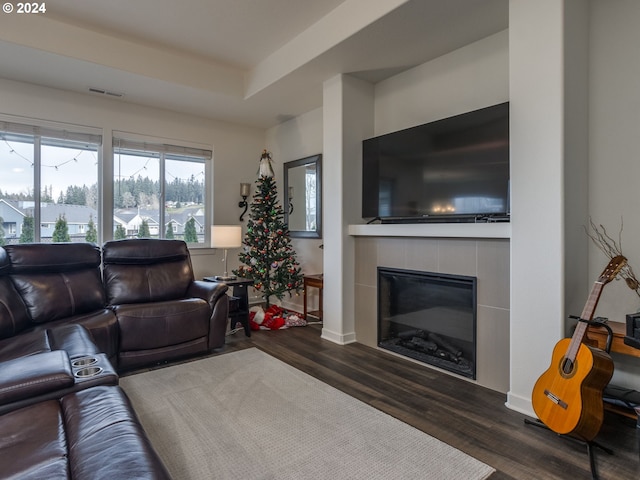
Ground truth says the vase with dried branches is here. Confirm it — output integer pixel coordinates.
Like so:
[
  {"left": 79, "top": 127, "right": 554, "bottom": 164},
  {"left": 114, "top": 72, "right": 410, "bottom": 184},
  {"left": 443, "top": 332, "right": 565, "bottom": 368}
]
[{"left": 584, "top": 217, "right": 640, "bottom": 299}]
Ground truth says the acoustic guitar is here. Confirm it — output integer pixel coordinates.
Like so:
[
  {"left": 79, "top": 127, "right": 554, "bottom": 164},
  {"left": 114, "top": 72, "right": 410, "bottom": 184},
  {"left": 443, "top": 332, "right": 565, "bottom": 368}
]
[{"left": 531, "top": 255, "right": 625, "bottom": 441}]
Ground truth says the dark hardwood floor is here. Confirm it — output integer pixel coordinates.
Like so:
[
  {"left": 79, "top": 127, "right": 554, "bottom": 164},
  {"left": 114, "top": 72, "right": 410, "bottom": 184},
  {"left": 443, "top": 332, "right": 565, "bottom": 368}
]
[{"left": 220, "top": 324, "right": 639, "bottom": 480}]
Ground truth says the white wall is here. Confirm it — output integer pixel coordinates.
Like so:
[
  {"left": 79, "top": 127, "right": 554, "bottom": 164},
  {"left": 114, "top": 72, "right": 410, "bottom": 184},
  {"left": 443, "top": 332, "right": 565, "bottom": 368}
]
[
  {"left": 0, "top": 78, "right": 265, "bottom": 279},
  {"left": 589, "top": 0, "right": 640, "bottom": 388},
  {"left": 374, "top": 30, "right": 509, "bottom": 135},
  {"left": 589, "top": 1, "right": 640, "bottom": 310}
]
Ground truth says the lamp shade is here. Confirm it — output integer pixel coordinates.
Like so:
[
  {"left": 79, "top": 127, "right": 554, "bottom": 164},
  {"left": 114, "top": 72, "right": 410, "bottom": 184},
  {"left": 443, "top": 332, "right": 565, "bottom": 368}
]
[{"left": 211, "top": 225, "right": 242, "bottom": 249}]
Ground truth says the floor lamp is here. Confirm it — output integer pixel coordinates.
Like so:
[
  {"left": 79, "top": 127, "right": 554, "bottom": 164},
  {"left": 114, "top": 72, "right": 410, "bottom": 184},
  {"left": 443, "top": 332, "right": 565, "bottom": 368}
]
[{"left": 211, "top": 225, "right": 242, "bottom": 281}]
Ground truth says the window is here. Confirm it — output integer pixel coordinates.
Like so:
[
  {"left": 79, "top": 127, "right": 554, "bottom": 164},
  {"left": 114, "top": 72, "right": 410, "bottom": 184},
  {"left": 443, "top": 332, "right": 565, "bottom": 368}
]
[
  {"left": 113, "top": 137, "right": 211, "bottom": 245},
  {"left": 0, "top": 120, "right": 101, "bottom": 244},
  {"left": 305, "top": 167, "right": 317, "bottom": 231},
  {"left": 0, "top": 120, "right": 212, "bottom": 247}
]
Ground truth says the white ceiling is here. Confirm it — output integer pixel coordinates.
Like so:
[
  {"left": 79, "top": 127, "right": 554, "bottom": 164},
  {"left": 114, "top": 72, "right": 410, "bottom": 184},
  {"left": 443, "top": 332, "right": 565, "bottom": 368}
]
[
  {"left": 0, "top": 0, "right": 508, "bottom": 128},
  {"left": 45, "top": 0, "right": 350, "bottom": 69}
]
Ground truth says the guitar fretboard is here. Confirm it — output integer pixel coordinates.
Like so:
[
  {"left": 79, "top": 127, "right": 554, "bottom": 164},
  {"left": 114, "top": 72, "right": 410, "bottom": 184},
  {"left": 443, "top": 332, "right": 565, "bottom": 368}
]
[{"left": 565, "top": 281, "right": 604, "bottom": 363}]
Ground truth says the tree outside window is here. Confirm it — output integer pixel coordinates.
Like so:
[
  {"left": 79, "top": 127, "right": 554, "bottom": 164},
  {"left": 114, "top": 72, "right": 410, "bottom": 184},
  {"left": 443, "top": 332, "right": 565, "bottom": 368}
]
[
  {"left": 52, "top": 215, "right": 71, "bottom": 242},
  {"left": 20, "top": 216, "right": 34, "bottom": 243},
  {"left": 85, "top": 216, "right": 98, "bottom": 243},
  {"left": 183, "top": 217, "right": 198, "bottom": 243},
  {"left": 0, "top": 216, "right": 5, "bottom": 246},
  {"left": 165, "top": 222, "right": 175, "bottom": 239},
  {"left": 114, "top": 224, "right": 127, "bottom": 240},
  {"left": 138, "top": 219, "right": 151, "bottom": 238}
]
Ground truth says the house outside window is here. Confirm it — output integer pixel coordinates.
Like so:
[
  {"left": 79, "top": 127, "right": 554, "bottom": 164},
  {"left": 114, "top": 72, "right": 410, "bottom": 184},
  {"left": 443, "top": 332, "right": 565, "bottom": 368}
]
[
  {"left": 113, "top": 136, "right": 211, "bottom": 245},
  {"left": 0, "top": 120, "right": 101, "bottom": 244}
]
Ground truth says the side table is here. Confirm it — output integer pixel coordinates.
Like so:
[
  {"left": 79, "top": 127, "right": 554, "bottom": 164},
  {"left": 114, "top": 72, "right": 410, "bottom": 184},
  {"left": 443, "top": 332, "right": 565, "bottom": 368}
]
[
  {"left": 203, "top": 277, "right": 254, "bottom": 337},
  {"left": 303, "top": 274, "right": 323, "bottom": 321},
  {"left": 585, "top": 320, "right": 640, "bottom": 422}
]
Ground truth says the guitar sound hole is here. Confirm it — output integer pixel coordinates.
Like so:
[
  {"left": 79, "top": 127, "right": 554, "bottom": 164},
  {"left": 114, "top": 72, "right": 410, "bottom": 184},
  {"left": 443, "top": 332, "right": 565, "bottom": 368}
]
[{"left": 561, "top": 358, "right": 574, "bottom": 375}]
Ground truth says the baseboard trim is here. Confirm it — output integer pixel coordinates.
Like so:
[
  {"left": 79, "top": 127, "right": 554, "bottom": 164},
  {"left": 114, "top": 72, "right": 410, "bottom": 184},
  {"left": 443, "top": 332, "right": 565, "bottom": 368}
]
[
  {"left": 505, "top": 391, "right": 535, "bottom": 418},
  {"left": 321, "top": 328, "right": 357, "bottom": 345}
]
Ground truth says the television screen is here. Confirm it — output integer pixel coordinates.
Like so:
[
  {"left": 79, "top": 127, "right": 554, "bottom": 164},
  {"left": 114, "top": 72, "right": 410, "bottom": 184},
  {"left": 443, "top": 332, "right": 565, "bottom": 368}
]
[{"left": 362, "top": 102, "right": 509, "bottom": 222}]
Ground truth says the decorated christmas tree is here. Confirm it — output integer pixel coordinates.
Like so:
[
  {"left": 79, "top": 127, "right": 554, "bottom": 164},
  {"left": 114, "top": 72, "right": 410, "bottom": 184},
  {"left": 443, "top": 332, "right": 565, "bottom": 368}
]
[{"left": 234, "top": 150, "right": 304, "bottom": 307}]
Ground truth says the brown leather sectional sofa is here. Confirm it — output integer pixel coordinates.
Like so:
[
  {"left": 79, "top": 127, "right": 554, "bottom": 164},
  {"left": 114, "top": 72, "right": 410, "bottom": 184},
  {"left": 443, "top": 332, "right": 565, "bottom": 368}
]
[
  {"left": 0, "top": 239, "right": 229, "bottom": 369},
  {"left": 0, "top": 239, "right": 231, "bottom": 478}
]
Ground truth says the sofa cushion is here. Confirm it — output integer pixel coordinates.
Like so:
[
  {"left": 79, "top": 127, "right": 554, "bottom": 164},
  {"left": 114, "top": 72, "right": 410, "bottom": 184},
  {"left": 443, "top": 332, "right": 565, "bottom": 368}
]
[
  {"left": 3, "top": 243, "right": 101, "bottom": 274},
  {"left": 33, "top": 309, "right": 120, "bottom": 362},
  {"left": 103, "top": 239, "right": 194, "bottom": 305},
  {"left": 4, "top": 243, "right": 106, "bottom": 324},
  {"left": 0, "top": 398, "right": 69, "bottom": 479},
  {"left": 0, "top": 247, "right": 9, "bottom": 276},
  {"left": 11, "top": 270, "right": 106, "bottom": 324},
  {"left": 102, "top": 238, "right": 190, "bottom": 265},
  {"left": 0, "top": 276, "right": 31, "bottom": 339},
  {"left": 0, "top": 386, "right": 172, "bottom": 480},
  {"left": 104, "top": 263, "right": 193, "bottom": 305},
  {"left": 0, "top": 350, "right": 74, "bottom": 406},
  {"left": 0, "top": 324, "right": 98, "bottom": 363},
  {"left": 114, "top": 298, "right": 210, "bottom": 351},
  {"left": 63, "top": 386, "right": 172, "bottom": 479}
]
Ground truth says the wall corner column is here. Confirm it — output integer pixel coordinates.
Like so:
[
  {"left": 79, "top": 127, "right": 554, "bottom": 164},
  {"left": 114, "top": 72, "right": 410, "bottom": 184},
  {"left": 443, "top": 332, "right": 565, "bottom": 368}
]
[
  {"left": 321, "top": 74, "right": 374, "bottom": 344},
  {"left": 507, "top": 0, "right": 589, "bottom": 415}
]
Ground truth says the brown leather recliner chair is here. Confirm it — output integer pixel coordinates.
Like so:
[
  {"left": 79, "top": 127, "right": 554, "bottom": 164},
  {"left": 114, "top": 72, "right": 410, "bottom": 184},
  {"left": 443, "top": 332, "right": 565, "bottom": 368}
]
[{"left": 102, "top": 239, "right": 229, "bottom": 370}]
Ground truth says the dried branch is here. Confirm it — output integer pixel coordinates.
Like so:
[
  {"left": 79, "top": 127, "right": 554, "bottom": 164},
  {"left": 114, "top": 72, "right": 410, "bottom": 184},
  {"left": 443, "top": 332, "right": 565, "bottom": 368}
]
[{"left": 584, "top": 217, "right": 640, "bottom": 298}]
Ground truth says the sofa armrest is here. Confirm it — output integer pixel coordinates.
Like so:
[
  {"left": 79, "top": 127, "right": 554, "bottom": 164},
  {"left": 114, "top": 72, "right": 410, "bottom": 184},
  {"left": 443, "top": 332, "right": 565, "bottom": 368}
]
[
  {"left": 187, "top": 280, "right": 228, "bottom": 308},
  {"left": 0, "top": 350, "right": 74, "bottom": 406}
]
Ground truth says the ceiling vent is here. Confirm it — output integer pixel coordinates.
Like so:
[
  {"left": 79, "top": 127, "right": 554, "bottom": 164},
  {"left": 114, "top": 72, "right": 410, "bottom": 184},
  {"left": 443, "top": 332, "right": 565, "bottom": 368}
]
[{"left": 88, "top": 87, "right": 124, "bottom": 98}]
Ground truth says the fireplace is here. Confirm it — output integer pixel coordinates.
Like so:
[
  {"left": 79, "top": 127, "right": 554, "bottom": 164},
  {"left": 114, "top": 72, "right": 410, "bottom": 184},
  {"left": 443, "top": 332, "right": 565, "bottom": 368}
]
[{"left": 377, "top": 267, "right": 477, "bottom": 379}]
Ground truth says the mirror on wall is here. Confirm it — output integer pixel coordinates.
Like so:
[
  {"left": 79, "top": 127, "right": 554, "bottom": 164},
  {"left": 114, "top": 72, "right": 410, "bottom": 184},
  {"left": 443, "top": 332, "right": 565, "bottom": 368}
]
[{"left": 283, "top": 154, "right": 322, "bottom": 238}]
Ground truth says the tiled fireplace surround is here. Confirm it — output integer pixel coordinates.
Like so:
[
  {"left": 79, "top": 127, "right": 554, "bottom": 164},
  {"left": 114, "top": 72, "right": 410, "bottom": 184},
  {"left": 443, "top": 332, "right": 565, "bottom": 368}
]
[{"left": 353, "top": 236, "right": 510, "bottom": 393}]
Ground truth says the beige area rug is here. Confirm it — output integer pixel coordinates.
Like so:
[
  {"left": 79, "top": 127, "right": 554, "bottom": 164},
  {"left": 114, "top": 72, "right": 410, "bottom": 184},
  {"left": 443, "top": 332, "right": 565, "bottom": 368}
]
[{"left": 120, "top": 348, "right": 495, "bottom": 480}]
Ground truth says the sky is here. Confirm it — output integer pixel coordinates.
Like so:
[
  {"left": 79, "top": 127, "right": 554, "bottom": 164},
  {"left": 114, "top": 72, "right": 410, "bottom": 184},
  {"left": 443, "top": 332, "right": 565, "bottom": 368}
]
[
  {"left": 1, "top": 137, "right": 204, "bottom": 201},
  {"left": 0, "top": 138, "right": 97, "bottom": 199}
]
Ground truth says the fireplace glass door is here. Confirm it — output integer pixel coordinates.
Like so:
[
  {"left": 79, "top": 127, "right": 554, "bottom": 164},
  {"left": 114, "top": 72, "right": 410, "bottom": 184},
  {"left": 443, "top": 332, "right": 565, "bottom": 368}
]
[{"left": 378, "top": 267, "right": 477, "bottom": 379}]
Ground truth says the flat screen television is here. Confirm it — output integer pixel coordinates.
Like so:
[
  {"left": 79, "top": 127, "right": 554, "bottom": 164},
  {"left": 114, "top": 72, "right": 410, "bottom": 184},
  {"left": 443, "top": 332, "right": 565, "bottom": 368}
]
[{"left": 362, "top": 102, "right": 509, "bottom": 223}]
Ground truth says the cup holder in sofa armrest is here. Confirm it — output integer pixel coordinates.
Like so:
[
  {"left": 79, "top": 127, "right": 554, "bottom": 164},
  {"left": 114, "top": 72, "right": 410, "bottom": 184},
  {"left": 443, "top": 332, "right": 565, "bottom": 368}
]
[
  {"left": 74, "top": 366, "right": 104, "bottom": 378},
  {"left": 71, "top": 356, "right": 99, "bottom": 368},
  {"left": 68, "top": 353, "right": 118, "bottom": 387}
]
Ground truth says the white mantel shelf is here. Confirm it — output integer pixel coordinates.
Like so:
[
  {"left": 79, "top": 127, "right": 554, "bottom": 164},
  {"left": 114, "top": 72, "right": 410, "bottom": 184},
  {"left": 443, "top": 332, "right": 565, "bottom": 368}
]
[{"left": 348, "top": 222, "right": 511, "bottom": 239}]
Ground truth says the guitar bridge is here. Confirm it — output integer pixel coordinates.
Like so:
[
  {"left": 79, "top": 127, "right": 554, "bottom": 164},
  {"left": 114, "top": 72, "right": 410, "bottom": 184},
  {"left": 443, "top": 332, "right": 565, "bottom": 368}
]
[{"left": 544, "top": 389, "right": 568, "bottom": 409}]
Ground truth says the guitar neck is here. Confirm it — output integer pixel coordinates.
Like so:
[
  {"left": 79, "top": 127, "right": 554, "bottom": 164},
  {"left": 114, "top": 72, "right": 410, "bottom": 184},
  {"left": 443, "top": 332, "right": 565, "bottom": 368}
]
[{"left": 566, "top": 281, "right": 604, "bottom": 361}]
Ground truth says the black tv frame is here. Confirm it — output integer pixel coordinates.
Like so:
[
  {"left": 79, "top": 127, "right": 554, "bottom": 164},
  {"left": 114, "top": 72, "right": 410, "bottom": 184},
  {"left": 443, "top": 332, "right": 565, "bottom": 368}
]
[{"left": 362, "top": 102, "right": 510, "bottom": 223}]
